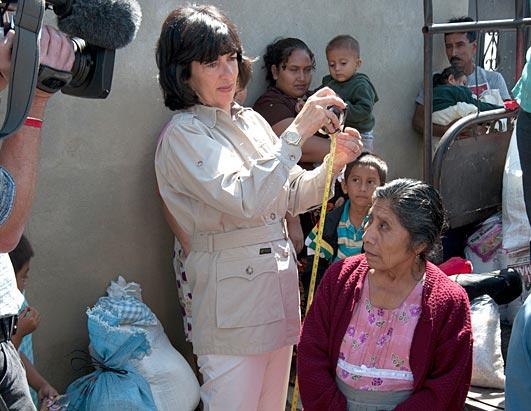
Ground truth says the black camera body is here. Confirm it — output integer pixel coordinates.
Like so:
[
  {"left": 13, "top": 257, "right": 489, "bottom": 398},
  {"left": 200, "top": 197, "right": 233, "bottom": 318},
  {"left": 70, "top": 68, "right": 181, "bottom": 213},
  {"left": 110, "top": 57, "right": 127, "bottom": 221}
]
[
  {"left": 0, "top": 0, "right": 140, "bottom": 139},
  {"left": 44, "top": 0, "right": 115, "bottom": 98},
  {"left": 42, "top": 37, "right": 115, "bottom": 98},
  {"left": 1, "top": 0, "right": 115, "bottom": 99}
]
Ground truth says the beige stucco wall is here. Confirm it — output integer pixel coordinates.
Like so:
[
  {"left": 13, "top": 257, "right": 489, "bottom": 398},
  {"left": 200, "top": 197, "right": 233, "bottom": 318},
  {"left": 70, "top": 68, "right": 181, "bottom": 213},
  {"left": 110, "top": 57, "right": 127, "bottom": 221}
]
[{"left": 21, "top": 0, "right": 467, "bottom": 391}]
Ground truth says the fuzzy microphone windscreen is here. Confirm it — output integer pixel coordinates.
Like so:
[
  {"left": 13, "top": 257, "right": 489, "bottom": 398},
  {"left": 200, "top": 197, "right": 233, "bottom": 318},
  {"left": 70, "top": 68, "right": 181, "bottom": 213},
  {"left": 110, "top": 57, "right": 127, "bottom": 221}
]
[{"left": 56, "top": 0, "right": 142, "bottom": 50}]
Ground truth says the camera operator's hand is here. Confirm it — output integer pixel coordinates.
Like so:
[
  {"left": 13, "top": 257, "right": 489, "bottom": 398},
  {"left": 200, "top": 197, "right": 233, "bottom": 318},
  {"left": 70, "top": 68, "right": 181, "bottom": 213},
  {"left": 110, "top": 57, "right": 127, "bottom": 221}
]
[
  {"left": 0, "top": 26, "right": 75, "bottom": 252},
  {"left": 0, "top": 30, "right": 15, "bottom": 92},
  {"left": 35, "top": 25, "right": 75, "bottom": 98}
]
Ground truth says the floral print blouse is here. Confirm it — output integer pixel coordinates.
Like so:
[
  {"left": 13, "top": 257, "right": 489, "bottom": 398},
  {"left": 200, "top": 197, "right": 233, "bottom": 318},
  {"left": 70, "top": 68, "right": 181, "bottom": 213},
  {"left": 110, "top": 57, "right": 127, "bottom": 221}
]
[{"left": 336, "top": 275, "right": 423, "bottom": 391}]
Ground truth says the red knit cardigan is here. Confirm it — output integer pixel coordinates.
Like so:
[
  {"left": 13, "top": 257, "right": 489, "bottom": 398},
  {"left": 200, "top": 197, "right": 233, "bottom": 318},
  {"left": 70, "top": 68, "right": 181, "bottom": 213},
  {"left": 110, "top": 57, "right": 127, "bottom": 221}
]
[{"left": 297, "top": 254, "right": 473, "bottom": 411}]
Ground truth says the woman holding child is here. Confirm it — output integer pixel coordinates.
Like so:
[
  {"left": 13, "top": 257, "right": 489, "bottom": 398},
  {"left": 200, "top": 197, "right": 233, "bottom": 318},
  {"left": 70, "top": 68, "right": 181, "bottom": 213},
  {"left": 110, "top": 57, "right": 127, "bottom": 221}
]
[
  {"left": 253, "top": 37, "right": 332, "bottom": 165},
  {"left": 154, "top": 5, "right": 362, "bottom": 410},
  {"left": 298, "top": 179, "right": 473, "bottom": 411},
  {"left": 254, "top": 35, "right": 379, "bottom": 154}
]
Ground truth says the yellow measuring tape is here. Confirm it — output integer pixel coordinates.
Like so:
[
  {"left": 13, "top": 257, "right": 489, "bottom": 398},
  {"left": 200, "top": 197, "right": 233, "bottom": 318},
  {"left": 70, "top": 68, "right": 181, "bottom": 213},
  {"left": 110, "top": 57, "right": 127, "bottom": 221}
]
[{"left": 290, "top": 132, "right": 337, "bottom": 411}]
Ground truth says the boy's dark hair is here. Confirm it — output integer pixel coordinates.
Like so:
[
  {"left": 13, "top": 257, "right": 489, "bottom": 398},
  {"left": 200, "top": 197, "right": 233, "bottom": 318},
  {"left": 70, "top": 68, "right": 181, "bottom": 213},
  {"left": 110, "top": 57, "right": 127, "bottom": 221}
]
[
  {"left": 446, "top": 16, "right": 477, "bottom": 43},
  {"left": 344, "top": 152, "right": 388, "bottom": 185},
  {"left": 9, "top": 235, "right": 34, "bottom": 274},
  {"left": 433, "top": 66, "right": 466, "bottom": 87},
  {"left": 156, "top": 5, "right": 253, "bottom": 111},
  {"left": 263, "top": 38, "right": 315, "bottom": 87},
  {"left": 326, "top": 35, "right": 360, "bottom": 56}
]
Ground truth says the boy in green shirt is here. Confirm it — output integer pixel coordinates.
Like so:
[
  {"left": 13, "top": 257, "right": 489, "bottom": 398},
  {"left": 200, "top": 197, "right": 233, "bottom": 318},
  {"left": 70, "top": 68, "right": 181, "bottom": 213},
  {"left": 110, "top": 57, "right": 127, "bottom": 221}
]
[{"left": 322, "top": 35, "right": 378, "bottom": 152}]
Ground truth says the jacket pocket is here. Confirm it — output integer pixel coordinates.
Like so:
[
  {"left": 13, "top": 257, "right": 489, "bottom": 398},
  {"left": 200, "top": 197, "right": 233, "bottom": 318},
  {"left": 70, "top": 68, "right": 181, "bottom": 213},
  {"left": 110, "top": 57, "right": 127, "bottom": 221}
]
[{"left": 216, "top": 255, "right": 285, "bottom": 328}]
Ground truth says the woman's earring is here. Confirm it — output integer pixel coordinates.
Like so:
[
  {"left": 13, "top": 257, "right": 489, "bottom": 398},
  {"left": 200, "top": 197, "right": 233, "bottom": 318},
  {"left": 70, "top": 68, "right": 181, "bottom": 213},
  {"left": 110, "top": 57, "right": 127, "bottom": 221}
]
[{"left": 412, "top": 254, "right": 423, "bottom": 281}]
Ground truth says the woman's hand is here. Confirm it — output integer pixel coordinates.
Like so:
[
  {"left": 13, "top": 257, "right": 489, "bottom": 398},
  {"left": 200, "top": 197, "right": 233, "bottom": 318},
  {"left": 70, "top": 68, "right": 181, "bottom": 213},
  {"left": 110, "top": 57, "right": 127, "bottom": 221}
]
[
  {"left": 294, "top": 98, "right": 305, "bottom": 113},
  {"left": 331, "top": 127, "right": 363, "bottom": 174},
  {"left": 288, "top": 87, "right": 346, "bottom": 143}
]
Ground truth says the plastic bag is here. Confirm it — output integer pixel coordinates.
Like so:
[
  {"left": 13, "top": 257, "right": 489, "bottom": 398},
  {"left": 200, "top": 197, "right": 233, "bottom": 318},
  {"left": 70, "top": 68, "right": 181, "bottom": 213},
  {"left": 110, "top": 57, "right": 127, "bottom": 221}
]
[
  {"left": 479, "top": 88, "right": 503, "bottom": 106},
  {"left": 502, "top": 127, "right": 531, "bottom": 250},
  {"left": 40, "top": 394, "right": 69, "bottom": 411},
  {"left": 466, "top": 212, "right": 503, "bottom": 264},
  {"left": 106, "top": 275, "right": 143, "bottom": 301},
  {"left": 130, "top": 322, "right": 200, "bottom": 411},
  {"left": 479, "top": 89, "right": 507, "bottom": 131},
  {"left": 107, "top": 276, "right": 200, "bottom": 411},
  {"left": 470, "top": 295, "right": 505, "bottom": 389},
  {"left": 66, "top": 307, "right": 157, "bottom": 411}
]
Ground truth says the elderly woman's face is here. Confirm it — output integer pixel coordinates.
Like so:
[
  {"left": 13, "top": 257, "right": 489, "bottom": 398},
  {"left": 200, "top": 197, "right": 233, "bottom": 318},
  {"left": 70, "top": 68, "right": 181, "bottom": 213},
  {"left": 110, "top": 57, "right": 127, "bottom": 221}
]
[
  {"left": 272, "top": 49, "right": 313, "bottom": 98},
  {"left": 188, "top": 52, "right": 239, "bottom": 113},
  {"left": 362, "top": 199, "right": 417, "bottom": 273}
]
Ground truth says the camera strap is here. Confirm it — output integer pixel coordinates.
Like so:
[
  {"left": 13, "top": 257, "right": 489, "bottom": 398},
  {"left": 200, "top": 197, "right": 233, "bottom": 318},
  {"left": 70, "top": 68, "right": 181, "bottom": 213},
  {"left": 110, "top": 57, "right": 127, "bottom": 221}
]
[{"left": 0, "top": 0, "right": 44, "bottom": 140}]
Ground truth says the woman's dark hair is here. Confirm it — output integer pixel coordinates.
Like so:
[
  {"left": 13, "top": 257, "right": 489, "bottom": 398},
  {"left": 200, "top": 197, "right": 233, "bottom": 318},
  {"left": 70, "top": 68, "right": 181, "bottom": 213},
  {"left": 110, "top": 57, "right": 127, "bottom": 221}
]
[
  {"left": 344, "top": 152, "right": 388, "bottom": 186},
  {"left": 433, "top": 66, "right": 465, "bottom": 87},
  {"left": 8, "top": 235, "right": 34, "bottom": 274},
  {"left": 156, "top": 5, "right": 253, "bottom": 111},
  {"left": 373, "top": 179, "right": 447, "bottom": 262},
  {"left": 263, "top": 38, "right": 315, "bottom": 87}
]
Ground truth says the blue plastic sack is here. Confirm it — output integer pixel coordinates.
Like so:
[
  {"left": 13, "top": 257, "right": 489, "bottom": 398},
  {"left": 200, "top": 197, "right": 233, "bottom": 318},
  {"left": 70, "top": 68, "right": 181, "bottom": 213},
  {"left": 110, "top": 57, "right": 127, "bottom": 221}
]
[
  {"left": 96, "top": 295, "right": 157, "bottom": 327},
  {"left": 66, "top": 307, "right": 156, "bottom": 411}
]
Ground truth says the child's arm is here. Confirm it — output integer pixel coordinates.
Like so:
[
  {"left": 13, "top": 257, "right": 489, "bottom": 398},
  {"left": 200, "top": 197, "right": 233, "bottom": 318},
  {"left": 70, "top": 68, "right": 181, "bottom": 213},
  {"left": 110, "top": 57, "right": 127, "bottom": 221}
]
[
  {"left": 474, "top": 98, "right": 502, "bottom": 112},
  {"left": 286, "top": 213, "right": 304, "bottom": 254},
  {"left": 12, "top": 306, "right": 40, "bottom": 349},
  {"left": 19, "top": 353, "right": 58, "bottom": 406},
  {"left": 344, "top": 83, "right": 376, "bottom": 125}
]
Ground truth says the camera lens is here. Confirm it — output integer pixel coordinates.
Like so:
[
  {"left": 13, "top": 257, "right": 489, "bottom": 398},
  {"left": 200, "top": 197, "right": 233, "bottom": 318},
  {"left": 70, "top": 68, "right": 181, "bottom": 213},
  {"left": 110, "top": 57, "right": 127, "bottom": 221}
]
[
  {"left": 69, "top": 37, "right": 93, "bottom": 87},
  {"left": 319, "top": 105, "right": 346, "bottom": 135}
]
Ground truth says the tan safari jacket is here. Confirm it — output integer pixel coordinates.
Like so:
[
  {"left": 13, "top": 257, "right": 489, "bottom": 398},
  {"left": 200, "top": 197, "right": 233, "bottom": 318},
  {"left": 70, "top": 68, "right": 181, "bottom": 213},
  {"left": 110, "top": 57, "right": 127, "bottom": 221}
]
[{"left": 155, "top": 103, "right": 333, "bottom": 355}]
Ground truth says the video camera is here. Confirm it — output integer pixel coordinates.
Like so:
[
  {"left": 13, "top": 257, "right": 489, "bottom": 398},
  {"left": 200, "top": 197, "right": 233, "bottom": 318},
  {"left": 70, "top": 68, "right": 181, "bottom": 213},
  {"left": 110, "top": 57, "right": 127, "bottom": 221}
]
[{"left": 0, "top": 0, "right": 141, "bottom": 139}]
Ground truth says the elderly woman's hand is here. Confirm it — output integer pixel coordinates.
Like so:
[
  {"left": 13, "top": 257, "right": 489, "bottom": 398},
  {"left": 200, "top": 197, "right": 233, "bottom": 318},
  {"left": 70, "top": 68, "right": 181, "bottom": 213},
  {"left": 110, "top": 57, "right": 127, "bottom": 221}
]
[
  {"left": 289, "top": 87, "right": 346, "bottom": 142},
  {"left": 331, "top": 127, "right": 363, "bottom": 174}
]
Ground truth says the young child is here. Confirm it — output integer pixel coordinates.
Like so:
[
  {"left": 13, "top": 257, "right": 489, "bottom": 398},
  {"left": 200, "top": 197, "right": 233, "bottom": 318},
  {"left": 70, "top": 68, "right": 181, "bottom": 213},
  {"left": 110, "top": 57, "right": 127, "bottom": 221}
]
[
  {"left": 9, "top": 235, "right": 58, "bottom": 408},
  {"left": 322, "top": 35, "right": 379, "bottom": 152},
  {"left": 432, "top": 65, "right": 502, "bottom": 126},
  {"left": 304, "top": 153, "right": 388, "bottom": 285}
]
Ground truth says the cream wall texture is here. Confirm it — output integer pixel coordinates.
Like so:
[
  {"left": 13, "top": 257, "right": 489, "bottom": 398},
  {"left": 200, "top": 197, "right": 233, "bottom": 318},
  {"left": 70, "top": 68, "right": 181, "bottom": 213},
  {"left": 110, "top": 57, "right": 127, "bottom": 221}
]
[{"left": 23, "top": 0, "right": 466, "bottom": 390}]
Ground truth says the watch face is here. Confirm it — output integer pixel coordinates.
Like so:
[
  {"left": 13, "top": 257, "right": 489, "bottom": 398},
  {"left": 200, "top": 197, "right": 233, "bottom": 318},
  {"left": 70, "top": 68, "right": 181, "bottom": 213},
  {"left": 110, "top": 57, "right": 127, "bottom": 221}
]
[{"left": 285, "top": 131, "right": 301, "bottom": 145}]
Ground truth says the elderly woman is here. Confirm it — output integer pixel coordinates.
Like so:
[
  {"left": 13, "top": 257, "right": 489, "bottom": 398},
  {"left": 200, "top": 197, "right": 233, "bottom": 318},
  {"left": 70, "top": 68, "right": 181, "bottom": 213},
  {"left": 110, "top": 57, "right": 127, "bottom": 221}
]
[
  {"left": 154, "top": 5, "right": 362, "bottom": 410},
  {"left": 297, "top": 179, "right": 472, "bottom": 411}
]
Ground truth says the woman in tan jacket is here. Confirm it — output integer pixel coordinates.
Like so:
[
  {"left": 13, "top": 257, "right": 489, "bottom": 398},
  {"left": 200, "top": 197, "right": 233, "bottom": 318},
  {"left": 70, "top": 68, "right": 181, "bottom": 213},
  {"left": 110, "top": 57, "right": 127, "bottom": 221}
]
[{"left": 154, "top": 5, "right": 362, "bottom": 410}]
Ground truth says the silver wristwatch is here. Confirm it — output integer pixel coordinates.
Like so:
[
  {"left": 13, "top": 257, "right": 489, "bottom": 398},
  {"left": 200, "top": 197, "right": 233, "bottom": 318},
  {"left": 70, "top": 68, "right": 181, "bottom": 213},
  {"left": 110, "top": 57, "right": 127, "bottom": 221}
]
[{"left": 283, "top": 130, "right": 302, "bottom": 146}]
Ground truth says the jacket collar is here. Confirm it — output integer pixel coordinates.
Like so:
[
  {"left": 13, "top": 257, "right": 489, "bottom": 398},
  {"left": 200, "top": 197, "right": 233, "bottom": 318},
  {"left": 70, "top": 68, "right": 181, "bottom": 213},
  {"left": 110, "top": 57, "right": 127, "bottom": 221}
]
[{"left": 189, "top": 103, "right": 245, "bottom": 129}]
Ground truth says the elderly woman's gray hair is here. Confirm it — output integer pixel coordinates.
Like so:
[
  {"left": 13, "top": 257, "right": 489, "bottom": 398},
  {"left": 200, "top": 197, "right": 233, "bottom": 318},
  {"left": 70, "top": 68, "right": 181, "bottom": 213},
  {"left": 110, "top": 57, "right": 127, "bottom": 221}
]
[{"left": 373, "top": 178, "right": 446, "bottom": 261}]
